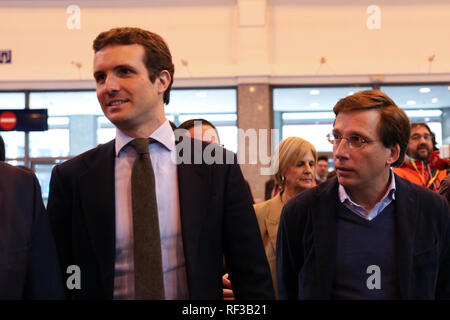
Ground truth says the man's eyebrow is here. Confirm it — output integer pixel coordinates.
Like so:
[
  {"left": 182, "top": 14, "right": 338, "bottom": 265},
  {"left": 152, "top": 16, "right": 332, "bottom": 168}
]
[
  {"left": 114, "top": 64, "right": 135, "bottom": 70},
  {"left": 332, "top": 128, "right": 368, "bottom": 137},
  {"left": 93, "top": 64, "right": 136, "bottom": 78},
  {"left": 93, "top": 70, "right": 104, "bottom": 77}
]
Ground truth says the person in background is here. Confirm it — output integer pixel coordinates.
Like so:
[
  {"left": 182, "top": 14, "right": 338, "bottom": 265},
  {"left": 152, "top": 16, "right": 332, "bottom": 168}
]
[
  {"left": 178, "top": 118, "right": 220, "bottom": 145},
  {"left": 394, "top": 123, "right": 447, "bottom": 192},
  {"left": 254, "top": 136, "right": 317, "bottom": 298},
  {"left": 315, "top": 155, "right": 329, "bottom": 185}
]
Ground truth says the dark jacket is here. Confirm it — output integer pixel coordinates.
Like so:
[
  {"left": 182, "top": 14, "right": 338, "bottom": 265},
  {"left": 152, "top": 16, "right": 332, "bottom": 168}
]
[
  {"left": 0, "top": 162, "right": 64, "bottom": 299},
  {"left": 47, "top": 139, "right": 274, "bottom": 300},
  {"left": 277, "top": 175, "right": 450, "bottom": 300}
]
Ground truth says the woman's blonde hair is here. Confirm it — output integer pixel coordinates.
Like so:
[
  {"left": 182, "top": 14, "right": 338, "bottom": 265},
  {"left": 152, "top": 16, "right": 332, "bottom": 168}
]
[{"left": 272, "top": 137, "right": 318, "bottom": 189}]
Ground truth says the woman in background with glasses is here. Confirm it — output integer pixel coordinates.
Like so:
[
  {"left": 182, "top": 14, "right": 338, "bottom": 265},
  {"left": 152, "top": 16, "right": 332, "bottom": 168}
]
[{"left": 254, "top": 136, "right": 317, "bottom": 298}]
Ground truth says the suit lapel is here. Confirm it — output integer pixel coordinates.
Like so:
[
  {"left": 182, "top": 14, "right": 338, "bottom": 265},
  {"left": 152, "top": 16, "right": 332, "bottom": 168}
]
[
  {"left": 393, "top": 175, "right": 417, "bottom": 299},
  {"left": 78, "top": 141, "right": 116, "bottom": 297},
  {"left": 177, "top": 160, "right": 210, "bottom": 297},
  {"left": 312, "top": 178, "right": 339, "bottom": 298}
]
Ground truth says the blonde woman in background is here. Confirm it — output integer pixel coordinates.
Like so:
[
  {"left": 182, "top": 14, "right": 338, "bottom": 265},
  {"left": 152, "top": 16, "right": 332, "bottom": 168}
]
[{"left": 254, "top": 137, "right": 317, "bottom": 298}]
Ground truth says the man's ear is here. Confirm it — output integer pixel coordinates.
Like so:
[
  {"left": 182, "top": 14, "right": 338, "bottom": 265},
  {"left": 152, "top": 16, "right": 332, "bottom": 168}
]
[
  {"left": 387, "top": 144, "right": 401, "bottom": 166},
  {"left": 157, "top": 70, "right": 171, "bottom": 95}
]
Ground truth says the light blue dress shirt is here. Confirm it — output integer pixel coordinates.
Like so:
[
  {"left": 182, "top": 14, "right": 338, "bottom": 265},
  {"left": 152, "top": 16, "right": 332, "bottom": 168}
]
[
  {"left": 113, "top": 120, "right": 188, "bottom": 300},
  {"left": 338, "top": 169, "right": 396, "bottom": 221}
]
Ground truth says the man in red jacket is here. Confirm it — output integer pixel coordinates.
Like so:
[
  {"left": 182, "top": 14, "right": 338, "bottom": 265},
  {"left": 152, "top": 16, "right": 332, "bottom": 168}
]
[{"left": 394, "top": 122, "right": 447, "bottom": 192}]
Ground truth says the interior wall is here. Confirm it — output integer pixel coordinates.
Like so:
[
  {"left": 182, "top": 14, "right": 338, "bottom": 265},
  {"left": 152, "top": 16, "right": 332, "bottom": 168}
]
[
  {"left": 0, "top": 1, "right": 237, "bottom": 81},
  {"left": 1, "top": 0, "right": 449, "bottom": 83},
  {"left": 270, "top": 1, "right": 450, "bottom": 76}
]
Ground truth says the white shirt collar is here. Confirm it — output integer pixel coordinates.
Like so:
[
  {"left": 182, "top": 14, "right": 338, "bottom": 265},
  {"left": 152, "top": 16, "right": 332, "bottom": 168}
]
[
  {"left": 338, "top": 168, "right": 396, "bottom": 205},
  {"left": 115, "top": 120, "right": 175, "bottom": 156}
]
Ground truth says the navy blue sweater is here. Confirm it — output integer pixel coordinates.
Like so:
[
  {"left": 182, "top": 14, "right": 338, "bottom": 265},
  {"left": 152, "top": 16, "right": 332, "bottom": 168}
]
[{"left": 331, "top": 202, "right": 400, "bottom": 299}]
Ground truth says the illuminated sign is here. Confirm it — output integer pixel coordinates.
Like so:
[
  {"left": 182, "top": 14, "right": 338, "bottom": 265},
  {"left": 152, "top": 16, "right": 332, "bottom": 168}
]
[{"left": 0, "top": 109, "right": 48, "bottom": 131}]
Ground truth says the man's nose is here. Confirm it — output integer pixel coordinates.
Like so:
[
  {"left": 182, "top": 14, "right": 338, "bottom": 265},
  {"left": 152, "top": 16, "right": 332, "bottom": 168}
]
[
  {"left": 104, "top": 75, "right": 120, "bottom": 94},
  {"left": 334, "top": 138, "right": 350, "bottom": 159}
]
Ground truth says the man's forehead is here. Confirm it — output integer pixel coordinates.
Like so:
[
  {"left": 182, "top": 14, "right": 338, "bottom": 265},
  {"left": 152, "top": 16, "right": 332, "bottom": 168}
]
[
  {"left": 411, "top": 125, "right": 430, "bottom": 135},
  {"left": 333, "top": 109, "right": 380, "bottom": 131},
  {"left": 93, "top": 44, "right": 145, "bottom": 66},
  {"left": 95, "top": 43, "right": 145, "bottom": 54}
]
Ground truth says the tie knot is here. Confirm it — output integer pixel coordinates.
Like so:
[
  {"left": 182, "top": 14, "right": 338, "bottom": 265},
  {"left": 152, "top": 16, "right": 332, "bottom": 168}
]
[{"left": 129, "top": 138, "right": 153, "bottom": 154}]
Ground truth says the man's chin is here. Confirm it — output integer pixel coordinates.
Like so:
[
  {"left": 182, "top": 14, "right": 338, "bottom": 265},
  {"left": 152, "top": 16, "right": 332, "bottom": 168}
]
[
  {"left": 337, "top": 172, "right": 361, "bottom": 186},
  {"left": 337, "top": 178, "right": 362, "bottom": 196},
  {"left": 415, "top": 151, "right": 431, "bottom": 162},
  {"left": 105, "top": 116, "right": 121, "bottom": 127},
  {"left": 105, "top": 116, "right": 135, "bottom": 132}
]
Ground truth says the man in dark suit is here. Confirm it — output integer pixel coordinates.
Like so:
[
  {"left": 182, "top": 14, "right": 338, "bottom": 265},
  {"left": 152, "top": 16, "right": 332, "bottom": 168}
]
[
  {"left": 47, "top": 27, "right": 273, "bottom": 300},
  {"left": 0, "top": 162, "right": 64, "bottom": 299},
  {"left": 277, "top": 90, "right": 450, "bottom": 299}
]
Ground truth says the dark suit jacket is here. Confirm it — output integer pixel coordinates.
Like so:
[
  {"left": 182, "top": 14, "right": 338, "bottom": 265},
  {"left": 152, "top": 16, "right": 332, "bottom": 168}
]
[
  {"left": 277, "top": 175, "right": 450, "bottom": 300},
  {"left": 0, "top": 162, "right": 64, "bottom": 299},
  {"left": 47, "top": 139, "right": 274, "bottom": 300}
]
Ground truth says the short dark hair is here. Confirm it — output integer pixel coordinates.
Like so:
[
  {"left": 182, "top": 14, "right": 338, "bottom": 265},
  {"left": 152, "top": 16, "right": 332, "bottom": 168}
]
[
  {"left": 333, "top": 89, "right": 410, "bottom": 167},
  {"left": 178, "top": 118, "right": 217, "bottom": 131},
  {"left": 410, "top": 122, "right": 437, "bottom": 150},
  {"left": 0, "top": 135, "right": 5, "bottom": 161},
  {"left": 317, "top": 155, "right": 328, "bottom": 162},
  {"left": 178, "top": 118, "right": 220, "bottom": 144},
  {"left": 93, "top": 27, "right": 174, "bottom": 104}
]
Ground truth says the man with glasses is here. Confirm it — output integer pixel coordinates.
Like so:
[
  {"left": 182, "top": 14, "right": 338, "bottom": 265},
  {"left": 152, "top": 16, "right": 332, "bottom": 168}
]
[
  {"left": 277, "top": 90, "right": 450, "bottom": 299},
  {"left": 394, "top": 123, "right": 447, "bottom": 192}
]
